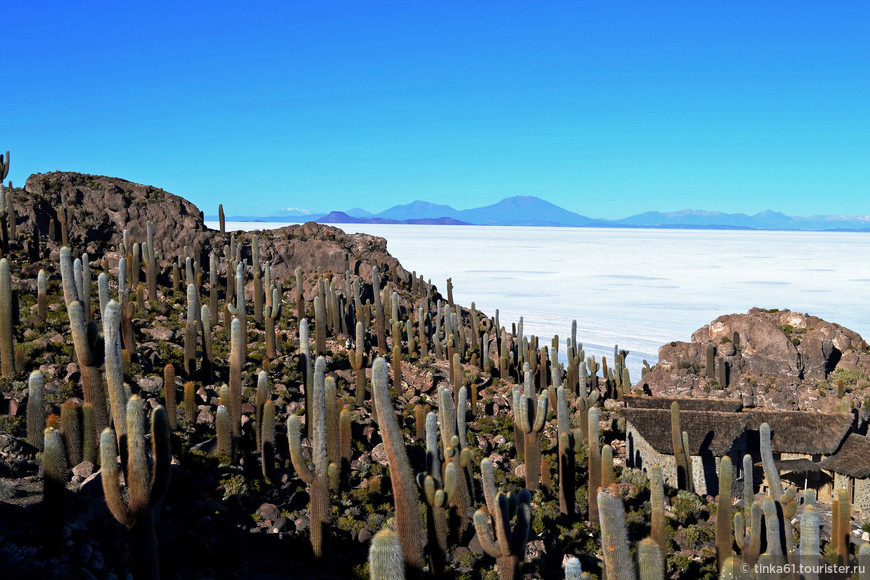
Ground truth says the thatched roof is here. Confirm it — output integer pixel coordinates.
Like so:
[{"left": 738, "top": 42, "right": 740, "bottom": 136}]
[
  {"left": 745, "top": 410, "right": 853, "bottom": 455},
  {"left": 818, "top": 433, "right": 870, "bottom": 478},
  {"left": 774, "top": 459, "right": 820, "bottom": 474},
  {"left": 622, "top": 395, "right": 743, "bottom": 413},
  {"left": 625, "top": 409, "right": 749, "bottom": 456}
]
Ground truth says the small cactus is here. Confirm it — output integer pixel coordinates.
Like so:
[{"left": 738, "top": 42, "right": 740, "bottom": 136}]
[
  {"left": 27, "top": 371, "right": 46, "bottom": 450},
  {"left": 368, "top": 526, "right": 405, "bottom": 580}
]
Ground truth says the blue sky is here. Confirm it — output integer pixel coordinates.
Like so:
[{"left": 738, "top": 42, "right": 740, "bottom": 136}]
[{"left": 5, "top": 1, "right": 868, "bottom": 218}]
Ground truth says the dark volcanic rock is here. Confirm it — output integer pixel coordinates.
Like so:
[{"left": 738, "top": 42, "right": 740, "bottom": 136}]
[{"left": 20, "top": 172, "right": 425, "bottom": 295}]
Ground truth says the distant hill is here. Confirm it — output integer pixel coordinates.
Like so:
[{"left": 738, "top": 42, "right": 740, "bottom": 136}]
[
  {"left": 456, "top": 196, "right": 601, "bottom": 226},
  {"left": 374, "top": 200, "right": 460, "bottom": 221},
  {"left": 617, "top": 209, "right": 870, "bottom": 231},
  {"left": 316, "top": 211, "right": 469, "bottom": 225}
]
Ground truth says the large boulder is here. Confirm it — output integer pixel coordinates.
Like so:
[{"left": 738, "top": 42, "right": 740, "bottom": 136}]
[{"left": 641, "top": 308, "right": 870, "bottom": 412}]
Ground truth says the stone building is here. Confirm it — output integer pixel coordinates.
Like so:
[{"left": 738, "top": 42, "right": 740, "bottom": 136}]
[{"left": 819, "top": 433, "right": 870, "bottom": 511}]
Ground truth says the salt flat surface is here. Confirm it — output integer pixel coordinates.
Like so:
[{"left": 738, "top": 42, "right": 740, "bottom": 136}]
[{"left": 209, "top": 221, "right": 870, "bottom": 379}]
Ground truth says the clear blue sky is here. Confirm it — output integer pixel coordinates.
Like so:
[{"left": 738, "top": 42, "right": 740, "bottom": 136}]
[{"left": 5, "top": 1, "right": 868, "bottom": 218}]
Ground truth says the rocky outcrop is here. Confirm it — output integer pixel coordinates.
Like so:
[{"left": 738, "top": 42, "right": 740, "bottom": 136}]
[
  {"left": 641, "top": 308, "right": 870, "bottom": 412},
  {"left": 18, "top": 172, "right": 414, "bottom": 291}
]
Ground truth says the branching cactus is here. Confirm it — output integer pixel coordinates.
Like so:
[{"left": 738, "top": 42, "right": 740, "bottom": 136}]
[
  {"left": 68, "top": 298, "right": 110, "bottom": 438},
  {"left": 104, "top": 300, "right": 129, "bottom": 441},
  {"left": 372, "top": 357, "right": 424, "bottom": 573},
  {"left": 350, "top": 321, "right": 368, "bottom": 407},
  {"left": 734, "top": 501, "right": 762, "bottom": 566},
  {"left": 100, "top": 396, "right": 171, "bottom": 580},
  {"left": 288, "top": 356, "right": 331, "bottom": 561},
  {"left": 556, "top": 385, "right": 580, "bottom": 515},
  {"left": 438, "top": 385, "right": 474, "bottom": 539},
  {"left": 416, "top": 411, "right": 457, "bottom": 573},
  {"left": 264, "top": 286, "right": 281, "bottom": 359},
  {"left": 598, "top": 484, "right": 635, "bottom": 580},
  {"left": 518, "top": 367, "right": 548, "bottom": 491},
  {"left": 473, "top": 484, "right": 532, "bottom": 580},
  {"left": 759, "top": 423, "right": 783, "bottom": 501}
]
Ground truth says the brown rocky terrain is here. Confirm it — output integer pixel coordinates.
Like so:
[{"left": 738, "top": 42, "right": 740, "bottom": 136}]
[
  {"left": 0, "top": 170, "right": 867, "bottom": 580},
  {"left": 640, "top": 307, "right": 870, "bottom": 413}
]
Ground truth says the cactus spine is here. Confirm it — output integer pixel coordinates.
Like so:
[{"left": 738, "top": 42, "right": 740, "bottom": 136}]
[
  {"left": 27, "top": 371, "right": 45, "bottom": 450},
  {"left": 598, "top": 484, "right": 635, "bottom": 580},
  {"left": 368, "top": 526, "right": 405, "bottom": 580},
  {"left": 372, "top": 357, "right": 424, "bottom": 573},
  {"left": 100, "top": 397, "right": 171, "bottom": 580}
]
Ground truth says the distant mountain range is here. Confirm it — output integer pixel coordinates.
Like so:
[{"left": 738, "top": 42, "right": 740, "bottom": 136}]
[{"left": 209, "top": 196, "right": 870, "bottom": 231}]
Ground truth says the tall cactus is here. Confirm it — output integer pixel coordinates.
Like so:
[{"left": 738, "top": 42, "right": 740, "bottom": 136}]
[
  {"left": 372, "top": 357, "right": 424, "bottom": 573},
  {"left": 314, "top": 295, "right": 327, "bottom": 355},
  {"left": 288, "top": 356, "right": 331, "bottom": 560},
  {"left": 598, "top": 484, "right": 635, "bottom": 580},
  {"left": 670, "top": 402, "right": 691, "bottom": 491},
  {"left": 228, "top": 317, "right": 243, "bottom": 438},
  {"left": 0, "top": 259, "right": 14, "bottom": 378},
  {"left": 67, "top": 298, "right": 110, "bottom": 438},
  {"left": 373, "top": 266, "right": 386, "bottom": 354},
  {"left": 588, "top": 405, "right": 601, "bottom": 525},
  {"left": 650, "top": 464, "right": 667, "bottom": 561},
  {"left": 37, "top": 269, "right": 48, "bottom": 321},
  {"left": 27, "top": 371, "right": 46, "bottom": 451},
  {"left": 350, "top": 321, "right": 368, "bottom": 406},
  {"left": 716, "top": 456, "right": 733, "bottom": 568},
  {"left": 799, "top": 504, "right": 820, "bottom": 580},
  {"left": 100, "top": 397, "right": 171, "bottom": 580},
  {"left": 759, "top": 422, "right": 783, "bottom": 502},
  {"left": 43, "top": 427, "right": 67, "bottom": 553},
  {"left": 556, "top": 386, "right": 580, "bottom": 516}
]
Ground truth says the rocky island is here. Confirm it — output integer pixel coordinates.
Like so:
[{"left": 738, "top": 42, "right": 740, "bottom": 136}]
[{"left": 1, "top": 166, "right": 869, "bottom": 579}]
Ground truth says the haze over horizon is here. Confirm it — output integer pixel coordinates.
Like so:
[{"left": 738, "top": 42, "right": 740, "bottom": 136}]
[{"left": 5, "top": 2, "right": 868, "bottom": 219}]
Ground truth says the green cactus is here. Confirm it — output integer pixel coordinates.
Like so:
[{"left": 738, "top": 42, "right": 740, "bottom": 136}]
[
  {"left": 637, "top": 537, "right": 664, "bottom": 580},
  {"left": 314, "top": 295, "right": 327, "bottom": 355},
  {"left": 184, "top": 284, "right": 198, "bottom": 378},
  {"left": 37, "top": 268, "right": 48, "bottom": 321},
  {"left": 100, "top": 396, "right": 171, "bottom": 580},
  {"left": 759, "top": 423, "right": 783, "bottom": 501},
  {"left": 288, "top": 356, "right": 331, "bottom": 561},
  {"left": 799, "top": 503, "right": 819, "bottom": 566},
  {"left": 716, "top": 456, "right": 733, "bottom": 568},
  {"left": 350, "top": 321, "right": 368, "bottom": 407},
  {"left": 228, "top": 317, "right": 243, "bottom": 438},
  {"left": 104, "top": 299, "right": 129, "bottom": 440},
  {"left": 60, "top": 400, "right": 83, "bottom": 466},
  {"left": 234, "top": 262, "right": 247, "bottom": 361},
  {"left": 372, "top": 357, "right": 424, "bottom": 573},
  {"left": 144, "top": 220, "right": 158, "bottom": 302},
  {"left": 734, "top": 501, "right": 761, "bottom": 566},
  {"left": 368, "top": 526, "right": 405, "bottom": 580},
  {"left": 261, "top": 399, "right": 276, "bottom": 480},
  {"left": 706, "top": 342, "right": 715, "bottom": 379},
  {"left": 82, "top": 402, "right": 97, "bottom": 466},
  {"left": 650, "top": 464, "right": 667, "bottom": 560},
  {"left": 556, "top": 386, "right": 579, "bottom": 516},
  {"left": 295, "top": 266, "right": 304, "bottom": 323},
  {"left": 264, "top": 286, "right": 281, "bottom": 359},
  {"left": 373, "top": 266, "right": 386, "bottom": 355},
  {"left": 43, "top": 427, "right": 67, "bottom": 553},
  {"left": 184, "top": 381, "right": 196, "bottom": 423},
  {"left": 438, "top": 385, "right": 474, "bottom": 541},
  {"left": 0, "top": 259, "right": 14, "bottom": 378},
  {"left": 588, "top": 405, "right": 601, "bottom": 525},
  {"left": 518, "top": 367, "right": 548, "bottom": 491},
  {"left": 602, "top": 444, "right": 615, "bottom": 488},
  {"left": 761, "top": 496, "right": 782, "bottom": 557},
  {"left": 216, "top": 404, "right": 231, "bottom": 459},
  {"left": 670, "top": 402, "right": 691, "bottom": 491},
  {"left": 597, "top": 484, "right": 635, "bottom": 580},
  {"left": 837, "top": 487, "right": 851, "bottom": 564},
  {"left": 27, "top": 371, "right": 45, "bottom": 451},
  {"left": 473, "top": 487, "right": 532, "bottom": 580},
  {"left": 416, "top": 411, "right": 457, "bottom": 573},
  {"left": 67, "top": 297, "right": 110, "bottom": 438}
]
